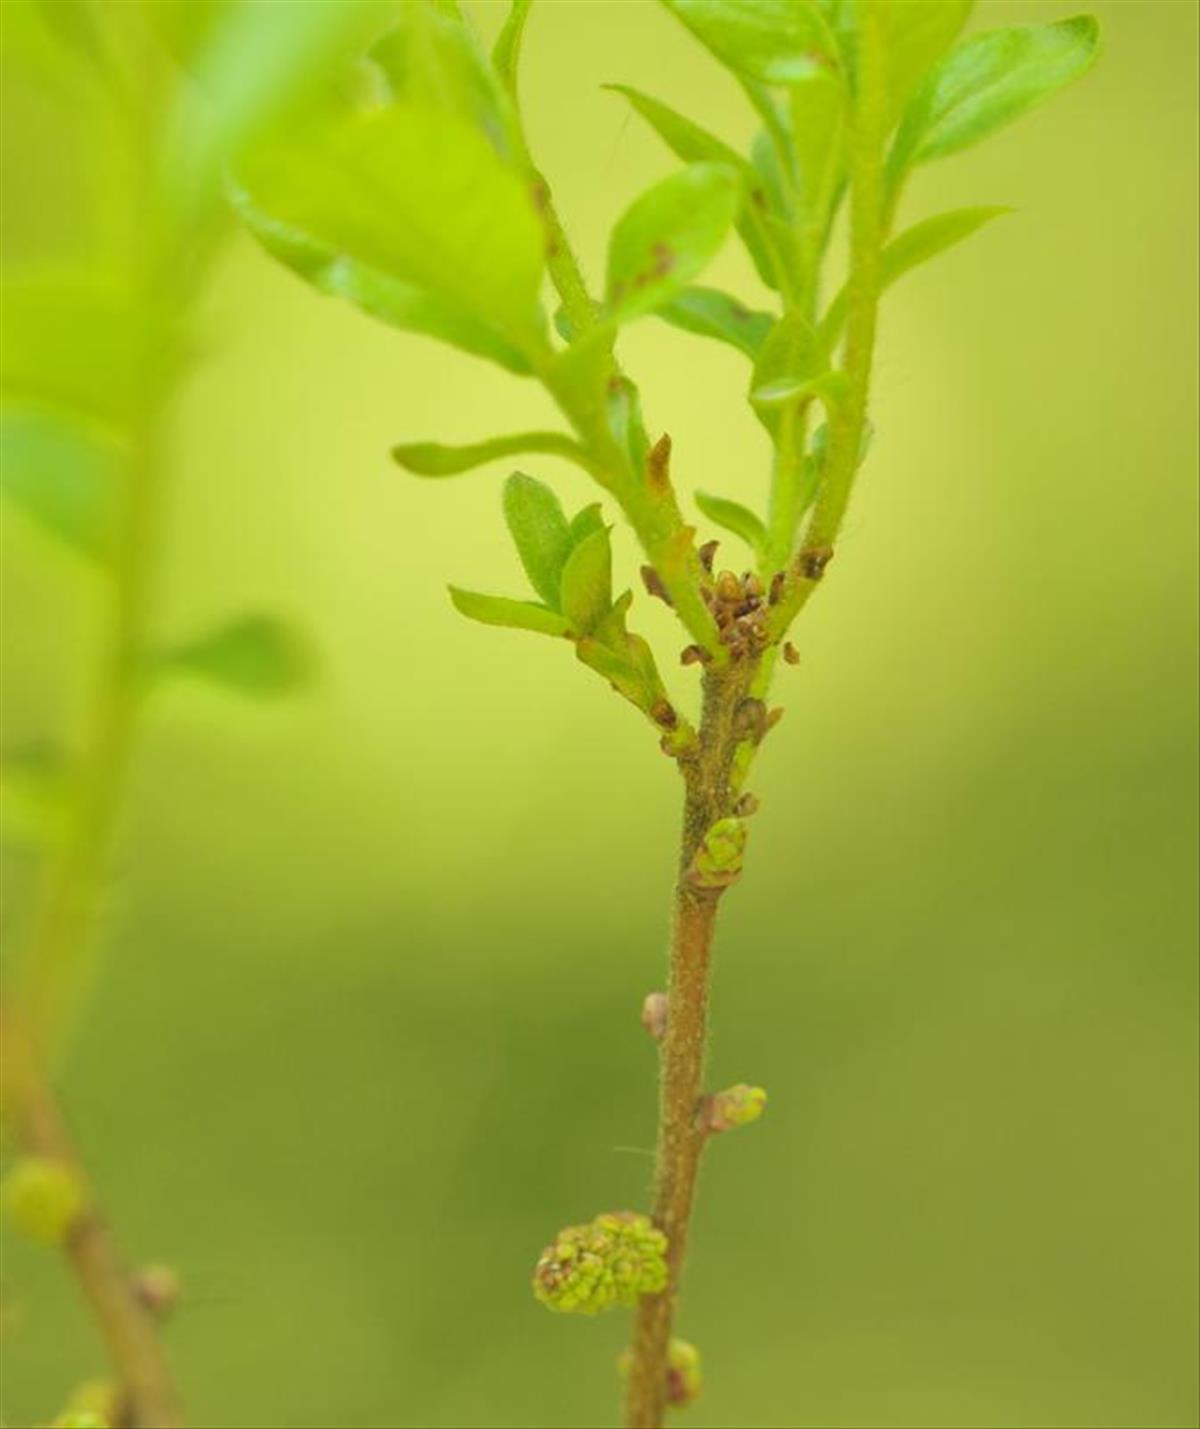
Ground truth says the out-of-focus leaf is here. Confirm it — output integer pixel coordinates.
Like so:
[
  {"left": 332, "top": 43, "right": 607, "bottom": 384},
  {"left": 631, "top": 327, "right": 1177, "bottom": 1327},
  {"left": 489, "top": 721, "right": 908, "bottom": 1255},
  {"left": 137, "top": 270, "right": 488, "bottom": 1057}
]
[
  {"left": 492, "top": 0, "right": 532, "bottom": 96},
  {"left": 606, "top": 163, "right": 739, "bottom": 325},
  {"left": 788, "top": 74, "right": 845, "bottom": 230},
  {"left": 605, "top": 84, "right": 779, "bottom": 289},
  {"left": 141, "top": 0, "right": 236, "bottom": 70},
  {"left": 165, "top": 0, "right": 388, "bottom": 206},
  {"left": 502, "top": 472, "right": 573, "bottom": 607},
  {"left": 0, "top": 407, "right": 119, "bottom": 558},
  {"left": 32, "top": 0, "right": 106, "bottom": 67},
  {"left": 232, "top": 193, "right": 534, "bottom": 374},
  {"left": 694, "top": 491, "right": 766, "bottom": 552},
  {"left": 559, "top": 526, "right": 612, "bottom": 636},
  {"left": 0, "top": 745, "right": 75, "bottom": 848},
  {"left": 237, "top": 104, "right": 547, "bottom": 358},
  {"left": 448, "top": 586, "right": 571, "bottom": 637},
  {"left": 0, "top": 272, "right": 146, "bottom": 426},
  {"left": 659, "top": 0, "right": 840, "bottom": 84},
  {"left": 371, "top": 1, "right": 517, "bottom": 159},
  {"left": 877, "top": 1, "right": 974, "bottom": 121},
  {"left": 656, "top": 286, "right": 773, "bottom": 358},
  {"left": 392, "top": 431, "right": 588, "bottom": 477},
  {"left": 820, "top": 205, "right": 1010, "bottom": 345},
  {"left": 887, "top": 16, "right": 1099, "bottom": 189},
  {"left": 154, "top": 615, "right": 312, "bottom": 697}
]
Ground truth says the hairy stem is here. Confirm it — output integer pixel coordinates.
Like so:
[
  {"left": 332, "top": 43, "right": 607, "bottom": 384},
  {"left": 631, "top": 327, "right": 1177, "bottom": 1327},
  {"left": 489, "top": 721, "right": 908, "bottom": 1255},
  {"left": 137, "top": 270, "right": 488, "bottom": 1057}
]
[
  {"left": 623, "top": 667, "right": 752, "bottom": 1428},
  {"left": 2, "top": 1013, "right": 184, "bottom": 1429}
]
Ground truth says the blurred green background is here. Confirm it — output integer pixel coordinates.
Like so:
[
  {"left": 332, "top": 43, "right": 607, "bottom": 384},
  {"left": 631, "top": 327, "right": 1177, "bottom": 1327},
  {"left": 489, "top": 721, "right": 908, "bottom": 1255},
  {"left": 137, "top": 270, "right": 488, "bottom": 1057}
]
[{"left": 2, "top": 1, "right": 1196, "bottom": 1426}]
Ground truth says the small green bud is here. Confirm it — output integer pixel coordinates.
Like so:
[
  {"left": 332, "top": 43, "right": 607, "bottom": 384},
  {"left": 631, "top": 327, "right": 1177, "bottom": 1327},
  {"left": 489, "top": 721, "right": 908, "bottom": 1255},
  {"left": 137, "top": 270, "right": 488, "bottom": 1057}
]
[
  {"left": 687, "top": 817, "right": 747, "bottom": 889},
  {"left": 618, "top": 1337, "right": 703, "bottom": 1409},
  {"left": 2, "top": 1157, "right": 85, "bottom": 1246},
  {"left": 705, "top": 1084, "right": 767, "bottom": 1133},
  {"left": 533, "top": 1212, "right": 668, "bottom": 1314}
]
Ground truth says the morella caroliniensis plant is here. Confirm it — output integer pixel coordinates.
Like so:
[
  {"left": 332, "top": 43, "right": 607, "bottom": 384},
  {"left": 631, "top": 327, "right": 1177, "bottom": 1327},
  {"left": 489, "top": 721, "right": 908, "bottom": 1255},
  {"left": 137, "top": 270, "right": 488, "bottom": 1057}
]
[{"left": 230, "top": 2, "right": 1100, "bottom": 1426}]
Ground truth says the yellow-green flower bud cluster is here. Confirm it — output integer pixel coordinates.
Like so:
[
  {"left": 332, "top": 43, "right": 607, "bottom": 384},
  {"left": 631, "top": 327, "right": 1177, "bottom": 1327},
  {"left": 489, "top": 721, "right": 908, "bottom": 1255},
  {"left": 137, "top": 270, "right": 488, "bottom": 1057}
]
[
  {"left": 533, "top": 1212, "right": 667, "bottom": 1314},
  {"left": 2, "top": 1157, "right": 85, "bottom": 1246}
]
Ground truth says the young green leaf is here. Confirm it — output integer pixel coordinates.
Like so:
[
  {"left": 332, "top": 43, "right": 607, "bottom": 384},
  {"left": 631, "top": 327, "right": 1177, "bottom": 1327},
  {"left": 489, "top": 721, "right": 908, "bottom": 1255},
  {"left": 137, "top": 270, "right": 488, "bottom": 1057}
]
[
  {"left": 493, "top": 0, "right": 533, "bottom": 96},
  {"left": 606, "top": 164, "right": 740, "bottom": 325},
  {"left": 448, "top": 586, "right": 572, "bottom": 637},
  {"left": 392, "top": 431, "right": 590, "bottom": 477},
  {"left": 607, "top": 84, "right": 782, "bottom": 292},
  {"left": 232, "top": 194, "right": 534, "bottom": 374},
  {"left": 371, "top": 1, "right": 517, "bottom": 160},
  {"left": 502, "top": 473, "right": 573, "bottom": 608},
  {"left": 559, "top": 526, "right": 613, "bottom": 636},
  {"left": 819, "top": 205, "right": 1010, "bottom": 346},
  {"left": 659, "top": 0, "right": 840, "bottom": 84},
  {"left": 155, "top": 615, "right": 313, "bottom": 697},
  {"left": 569, "top": 502, "right": 605, "bottom": 547},
  {"left": 887, "top": 16, "right": 1100, "bottom": 192},
  {"left": 237, "top": 104, "right": 548, "bottom": 359},
  {"left": 694, "top": 492, "right": 766, "bottom": 553},
  {"left": 0, "top": 407, "right": 119, "bottom": 558},
  {"left": 877, "top": 1, "right": 974, "bottom": 122},
  {"left": 656, "top": 287, "right": 773, "bottom": 358},
  {"left": 749, "top": 311, "right": 823, "bottom": 432}
]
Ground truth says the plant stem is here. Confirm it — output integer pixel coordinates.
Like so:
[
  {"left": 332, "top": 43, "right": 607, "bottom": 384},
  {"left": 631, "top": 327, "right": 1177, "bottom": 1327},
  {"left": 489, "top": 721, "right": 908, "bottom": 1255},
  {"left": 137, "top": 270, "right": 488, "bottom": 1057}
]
[
  {"left": 2, "top": 1012, "right": 184, "bottom": 1429},
  {"left": 623, "top": 666, "right": 752, "bottom": 1429}
]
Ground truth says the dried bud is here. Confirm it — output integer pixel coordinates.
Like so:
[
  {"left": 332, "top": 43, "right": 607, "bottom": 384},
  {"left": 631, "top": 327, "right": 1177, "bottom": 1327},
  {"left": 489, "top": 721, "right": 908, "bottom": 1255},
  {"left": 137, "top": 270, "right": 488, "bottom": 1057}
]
[
  {"left": 766, "top": 706, "right": 785, "bottom": 731},
  {"left": 743, "top": 573, "right": 763, "bottom": 600},
  {"left": 798, "top": 545, "right": 834, "bottom": 581},
  {"left": 680, "top": 644, "right": 709, "bottom": 667},
  {"left": 133, "top": 1264, "right": 181, "bottom": 1319},
  {"left": 640, "top": 565, "right": 673, "bottom": 606},
  {"left": 782, "top": 642, "right": 800, "bottom": 665},
  {"left": 732, "top": 697, "right": 767, "bottom": 742},
  {"left": 715, "top": 569, "right": 741, "bottom": 603},
  {"left": 641, "top": 992, "right": 668, "bottom": 1040},
  {"left": 647, "top": 433, "right": 672, "bottom": 489},
  {"left": 618, "top": 1338, "right": 703, "bottom": 1409},
  {"left": 705, "top": 1084, "right": 767, "bottom": 1133},
  {"left": 533, "top": 1213, "right": 668, "bottom": 1314},
  {"left": 2, "top": 1158, "right": 85, "bottom": 1247},
  {"left": 697, "top": 540, "right": 719, "bottom": 574},
  {"left": 768, "top": 571, "right": 786, "bottom": 605},
  {"left": 650, "top": 699, "right": 678, "bottom": 730},
  {"left": 733, "top": 792, "right": 760, "bottom": 817}
]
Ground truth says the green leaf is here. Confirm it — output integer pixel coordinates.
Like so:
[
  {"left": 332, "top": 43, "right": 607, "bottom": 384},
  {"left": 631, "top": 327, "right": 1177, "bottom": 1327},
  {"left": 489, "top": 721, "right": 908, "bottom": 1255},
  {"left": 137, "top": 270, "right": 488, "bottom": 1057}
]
[
  {"left": 569, "top": 502, "right": 605, "bottom": 547},
  {"left": 371, "top": 1, "right": 517, "bottom": 160},
  {"left": 493, "top": 0, "right": 533, "bottom": 95},
  {"left": 749, "top": 311, "right": 822, "bottom": 433},
  {"left": 820, "top": 205, "right": 1010, "bottom": 346},
  {"left": 656, "top": 286, "right": 773, "bottom": 358},
  {"left": 694, "top": 492, "right": 766, "bottom": 553},
  {"left": 877, "top": 1, "right": 974, "bottom": 122},
  {"left": 787, "top": 74, "right": 846, "bottom": 227},
  {"left": 156, "top": 615, "right": 313, "bottom": 697},
  {"left": 237, "top": 103, "right": 548, "bottom": 358},
  {"left": 606, "top": 376, "right": 650, "bottom": 476},
  {"left": 659, "top": 0, "right": 840, "bottom": 84},
  {"left": 391, "top": 431, "right": 588, "bottom": 477},
  {"left": 165, "top": 0, "right": 389, "bottom": 208},
  {"left": 502, "top": 473, "right": 573, "bottom": 607},
  {"left": 887, "top": 17, "right": 1100, "bottom": 190},
  {"left": 559, "top": 526, "right": 613, "bottom": 636},
  {"left": 448, "top": 586, "right": 572, "bottom": 637},
  {"left": 0, "top": 272, "right": 147, "bottom": 427},
  {"left": 606, "top": 163, "right": 739, "bottom": 325},
  {"left": 0, "top": 407, "right": 119, "bottom": 558},
  {"left": 231, "top": 193, "right": 534, "bottom": 374}
]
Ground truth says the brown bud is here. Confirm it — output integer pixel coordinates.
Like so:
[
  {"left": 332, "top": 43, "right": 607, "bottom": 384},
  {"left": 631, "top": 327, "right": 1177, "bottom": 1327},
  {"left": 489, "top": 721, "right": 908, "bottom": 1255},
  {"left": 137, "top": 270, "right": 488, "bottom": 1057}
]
[
  {"left": 782, "top": 641, "right": 800, "bottom": 665},
  {"left": 744, "top": 573, "right": 763, "bottom": 600},
  {"left": 641, "top": 992, "right": 668, "bottom": 1040},
  {"left": 698, "top": 540, "right": 719, "bottom": 574},
  {"left": 768, "top": 571, "right": 786, "bottom": 606},
  {"left": 647, "top": 433, "right": 672, "bottom": 489},
  {"left": 640, "top": 565, "right": 673, "bottom": 606},
  {"left": 680, "top": 644, "right": 709, "bottom": 666},
  {"left": 766, "top": 706, "right": 785, "bottom": 731},
  {"left": 733, "top": 697, "right": 768, "bottom": 742},
  {"left": 734, "top": 792, "right": 760, "bottom": 816},
  {"left": 650, "top": 699, "right": 678, "bottom": 729},
  {"left": 132, "top": 1264, "right": 181, "bottom": 1319},
  {"left": 715, "top": 570, "right": 741, "bottom": 603},
  {"left": 798, "top": 545, "right": 834, "bottom": 581}
]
